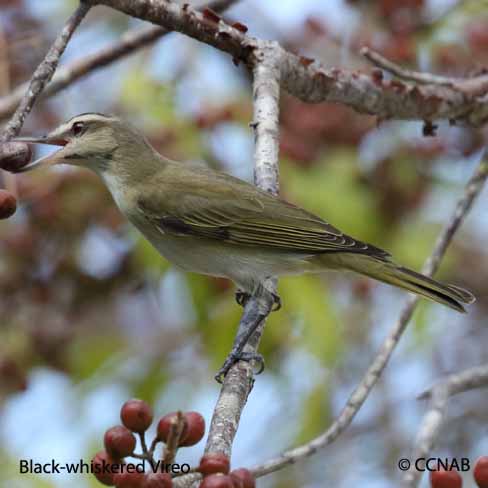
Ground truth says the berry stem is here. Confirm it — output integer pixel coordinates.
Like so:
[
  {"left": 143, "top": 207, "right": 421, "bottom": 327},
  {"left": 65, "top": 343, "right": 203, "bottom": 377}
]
[
  {"left": 162, "top": 411, "right": 186, "bottom": 467},
  {"left": 138, "top": 432, "right": 156, "bottom": 471}
]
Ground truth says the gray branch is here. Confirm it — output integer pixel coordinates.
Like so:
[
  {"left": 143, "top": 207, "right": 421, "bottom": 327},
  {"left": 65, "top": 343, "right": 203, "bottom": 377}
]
[
  {"left": 403, "top": 362, "right": 488, "bottom": 487},
  {"left": 0, "top": 25, "right": 163, "bottom": 121},
  {"left": 92, "top": 0, "right": 488, "bottom": 126},
  {"left": 2, "top": 0, "right": 487, "bottom": 485},
  {"left": 402, "top": 386, "right": 449, "bottom": 488},
  {"left": 249, "top": 155, "right": 488, "bottom": 478},
  {"left": 1, "top": 2, "right": 91, "bottom": 141},
  {"left": 0, "top": 0, "right": 239, "bottom": 121},
  {"left": 419, "top": 363, "right": 488, "bottom": 400},
  {"left": 173, "top": 41, "right": 282, "bottom": 488}
]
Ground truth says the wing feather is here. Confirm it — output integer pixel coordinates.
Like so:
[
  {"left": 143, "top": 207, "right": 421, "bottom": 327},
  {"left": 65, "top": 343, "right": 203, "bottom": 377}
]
[{"left": 137, "top": 164, "right": 390, "bottom": 259}]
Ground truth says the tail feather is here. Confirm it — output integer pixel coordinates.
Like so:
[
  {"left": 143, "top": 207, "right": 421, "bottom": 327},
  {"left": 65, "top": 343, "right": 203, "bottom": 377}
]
[{"left": 347, "top": 257, "right": 475, "bottom": 313}]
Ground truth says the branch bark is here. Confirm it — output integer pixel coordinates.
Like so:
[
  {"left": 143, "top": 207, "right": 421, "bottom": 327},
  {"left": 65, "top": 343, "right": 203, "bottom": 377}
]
[
  {"left": 173, "top": 40, "right": 282, "bottom": 488},
  {"left": 403, "top": 362, "right": 488, "bottom": 487},
  {"left": 419, "top": 363, "right": 488, "bottom": 400},
  {"left": 0, "top": 0, "right": 239, "bottom": 122},
  {"left": 0, "top": 25, "right": 162, "bottom": 121},
  {"left": 1, "top": 2, "right": 91, "bottom": 141},
  {"left": 402, "top": 386, "right": 449, "bottom": 488},
  {"left": 249, "top": 154, "right": 488, "bottom": 478},
  {"left": 3, "top": 1, "right": 487, "bottom": 485},
  {"left": 92, "top": 0, "right": 488, "bottom": 126}
]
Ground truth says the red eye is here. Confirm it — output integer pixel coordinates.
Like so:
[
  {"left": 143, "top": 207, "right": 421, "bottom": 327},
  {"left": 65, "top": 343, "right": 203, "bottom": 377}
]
[{"left": 72, "top": 121, "right": 85, "bottom": 136}]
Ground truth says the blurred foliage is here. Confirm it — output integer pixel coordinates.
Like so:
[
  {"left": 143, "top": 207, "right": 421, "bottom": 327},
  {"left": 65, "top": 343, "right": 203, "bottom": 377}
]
[{"left": 0, "top": 1, "right": 487, "bottom": 488}]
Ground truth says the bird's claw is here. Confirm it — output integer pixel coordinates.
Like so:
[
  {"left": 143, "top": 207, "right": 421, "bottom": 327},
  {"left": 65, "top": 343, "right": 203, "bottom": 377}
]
[
  {"left": 235, "top": 290, "right": 251, "bottom": 307},
  {"left": 214, "top": 352, "right": 265, "bottom": 384},
  {"left": 271, "top": 293, "right": 282, "bottom": 311},
  {"left": 235, "top": 289, "right": 281, "bottom": 312}
]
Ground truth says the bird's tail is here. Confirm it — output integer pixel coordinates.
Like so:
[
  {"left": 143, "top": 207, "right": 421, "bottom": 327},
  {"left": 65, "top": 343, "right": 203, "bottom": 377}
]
[{"left": 345, "top": 256, "right": 475, "bottom": 313}]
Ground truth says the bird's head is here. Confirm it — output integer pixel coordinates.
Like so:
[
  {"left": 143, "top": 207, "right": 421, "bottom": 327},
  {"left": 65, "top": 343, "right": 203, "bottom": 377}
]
[{"left": 13, "top": 113, "right": 155, "bottom": 177}]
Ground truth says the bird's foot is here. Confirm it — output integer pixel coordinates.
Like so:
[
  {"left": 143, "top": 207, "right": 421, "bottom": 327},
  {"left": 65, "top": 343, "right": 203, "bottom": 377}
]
[
  {"left": 271, "top": 292, "right": 282, "bottom": 311},
  {"left": 214, "top": 351, "right": 265, "bottom": 384},
  {"left": 235, "top": 290, "right": 251, "bottom": 307},
  {"left": 235, "top": 289, "right": 281, "bottom": 312}
]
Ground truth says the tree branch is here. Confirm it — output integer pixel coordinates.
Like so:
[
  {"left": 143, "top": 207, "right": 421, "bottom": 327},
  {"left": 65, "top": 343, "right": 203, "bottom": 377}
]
[
  {"left": 249, "top": 154, "right": 488, "bottom": 478},
  {"left": 401, "top": 362, "right": 488, "bottom": 487},
  {"left": 204, "top": 37, "right": 281, "bottom": 463},
  {"left": 173, "top": 40, "right": 282, "bottom": 488},
  {"left": 4, "top": 1, "right": 486, "bottom": 485},
  {"left": 402, "top": 385, "right": 449, "bottom": 488},
  {"left": 0, "top": 0, "right": 239, "bottom": 121},
  {"left": 92, "top": 0, "right": 488, "bottom": 126},
  {"left": 1, "top": 1, "right": 91, "bottom": 141},
  {"left": 0, "top": 25, "right": 162, "bottom": 121},
  {"left": 361, "top": 46, "right": 488, "bottom": 97},
  {"left": 419, "top": 363, "right": 488, "bottom": 400}
]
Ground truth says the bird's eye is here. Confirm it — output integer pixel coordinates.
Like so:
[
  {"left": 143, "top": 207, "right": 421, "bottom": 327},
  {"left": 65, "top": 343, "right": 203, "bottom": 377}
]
[{"left": 72, "top": 121, "right": 85, "bottom": 136}]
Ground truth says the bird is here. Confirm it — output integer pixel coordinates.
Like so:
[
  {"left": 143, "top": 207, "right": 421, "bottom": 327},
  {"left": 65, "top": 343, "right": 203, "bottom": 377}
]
[{"left": 12, "top": 112, "right": 475, "bottom": 315}]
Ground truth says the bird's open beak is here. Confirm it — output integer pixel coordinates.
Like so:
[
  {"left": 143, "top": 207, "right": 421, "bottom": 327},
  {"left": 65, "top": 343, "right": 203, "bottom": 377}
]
[{"left": 10, "top": 134, "right": 68, "bottom": 173}]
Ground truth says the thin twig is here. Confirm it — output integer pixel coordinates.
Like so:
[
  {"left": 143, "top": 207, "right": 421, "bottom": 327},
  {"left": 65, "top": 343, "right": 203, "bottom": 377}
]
[
  {"left": 162, "top": 411, "right": 186, "bottom": 467},
  {"left": 402, "top": 362, "right": 488, "bottom": 488},
  {"left": 148, "top": 436, "right": 160, "bottom": 459},
  {"left": 250, "top": 155, "right": 488, "bottom": 478},
  {"left": 418, "top": 363, "right": 488, "bottom": 400},
  {"left": 138, "top": 431, "right": 156, "bottom": 471},
  {"left": 360, "top": 47, "right": 457, "bottom": 86},
  {"left": 93, "top": 0, "right": 488, "bottom": 126},
  {"left": 1, "top": 2, "right": 91, "bottom": 141},
  {"left": 361, "top": 46, "right": 488, "bottom": 98},
  {"left": 0, "top": 26, "right": 162, "bottom": 121},
  {"left": 0, "top": 0, "right": 239, "bottom": 121},
  {"left": 402, "top": 385, "right": 449, "bottom": 488}
]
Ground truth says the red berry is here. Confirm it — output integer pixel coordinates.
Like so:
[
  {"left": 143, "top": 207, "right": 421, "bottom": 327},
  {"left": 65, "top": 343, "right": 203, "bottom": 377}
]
[
  {"left": 157, "top": 412, "right": 178, "bottom": 443},
  {"left": 198, "top": 453, "right": 230, "bottom": 476},
  {"left": 430, "top": 468, "right": 462, "bottom": 488},
  {"left": 474, "top": 456, "right": 488, "bottom": 488},
  {"left": 104, "top": 426, "right": 136, "bottom": 458},
  {"left": 0, "top": 141, "right": 32, "bottom": 172},
  {"left": 230, "top": 468, "right": 255, "bottom": 488},
  {"left": 92, "top": 450, "right": 122, "bottom": 486},
  {"left": 180, "top": 412, "right": 205, "bottom": 446},
  {"left": 142, "top": 472, "right": 173, "bottom": 487},
  {"left": 157, "top": 411, "right": 205, "bottom": 446},
  {"left": 114, "top": 469, "right": 145, "bottom": 488},
  {"left": 199, "top": 474, "right": 234, "bottom": 488},
  {"left": 121, "top": 399, "right": 153, "bottom": 433},
  {"left": 0, "top": 190, "right": 17, "bottom": 219}
]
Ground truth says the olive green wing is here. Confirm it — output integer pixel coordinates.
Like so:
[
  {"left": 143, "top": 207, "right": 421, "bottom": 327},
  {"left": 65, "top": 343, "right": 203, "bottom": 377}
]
[{"left": 137, "top": 167, "right": 389, "bottom": 258}]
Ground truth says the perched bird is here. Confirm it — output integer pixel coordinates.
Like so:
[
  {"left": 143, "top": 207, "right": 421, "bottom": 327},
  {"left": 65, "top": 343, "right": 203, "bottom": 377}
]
[{"left": 13, "top": 113, "right": 475, "bottom": 314}]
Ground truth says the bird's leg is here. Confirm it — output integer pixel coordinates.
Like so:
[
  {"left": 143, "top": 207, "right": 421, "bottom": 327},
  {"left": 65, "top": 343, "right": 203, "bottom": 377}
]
[
  {"left": 214, "top": 312, "right": 265, "bottom": 383},
  {"left": 215, "top": 284, "right": 275, "bottom": 383},
  {"left": 235, "top": 285, "right": 281, "bottom": 311}
]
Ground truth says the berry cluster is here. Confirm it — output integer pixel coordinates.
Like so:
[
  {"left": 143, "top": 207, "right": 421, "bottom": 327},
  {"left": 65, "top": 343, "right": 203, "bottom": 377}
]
[
  {"left": 198, "top": 454, "right": 254, "bottom": 488},
  {"left": 92, "top": 399, "right": 255, "bottom": 488},
  {"left": 429, "top": 457, "right": 488, "bottom": 488}
]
